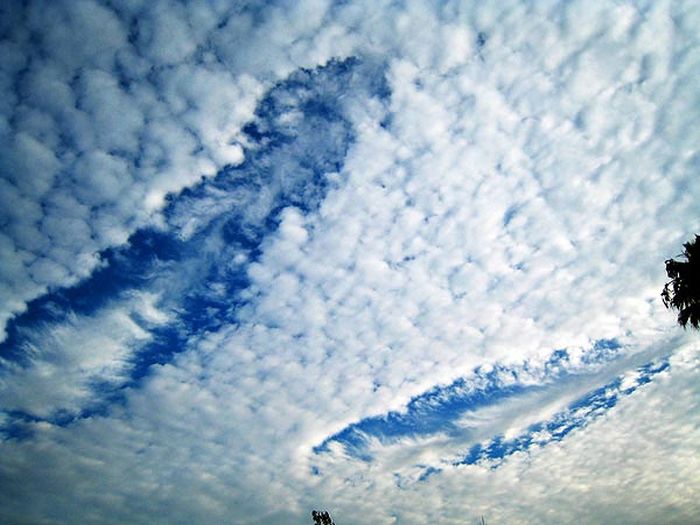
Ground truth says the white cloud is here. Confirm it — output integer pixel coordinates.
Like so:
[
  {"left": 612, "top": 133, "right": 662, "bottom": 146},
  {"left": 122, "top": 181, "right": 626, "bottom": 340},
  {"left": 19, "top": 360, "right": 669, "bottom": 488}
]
[
  {"left": 0, "top": 341, "right": 696, "bottom": 525},
  {"left": 1, "top": 0, "right": 700, "bottom": 524}
]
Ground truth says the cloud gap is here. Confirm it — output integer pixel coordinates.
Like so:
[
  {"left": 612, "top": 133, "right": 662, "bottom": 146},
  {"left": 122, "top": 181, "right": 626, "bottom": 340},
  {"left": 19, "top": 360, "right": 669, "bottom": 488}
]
[
  {"left": 313, "top": 338, "right": 623, "bottom": 461},
  {"left": 457, "top": 358, "right": 671, "bottom": 468}
]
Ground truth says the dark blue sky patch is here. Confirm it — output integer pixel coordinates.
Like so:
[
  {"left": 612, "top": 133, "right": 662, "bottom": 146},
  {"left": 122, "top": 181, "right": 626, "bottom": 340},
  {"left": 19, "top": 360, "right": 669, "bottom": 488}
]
[
  {"left": 592, "top": 338, "right": 621, "bottom": 354},
  {"left": 0, "top": 410, "right": 46, "bottom": 441},
  {"left": 122, "top": 326, "right": 187, "bottom": 383},
  {"left": 417, "top": 466, "right": 441, "bottom": 482},
  {"left": 313, "top": 367, "right": 533, "bottom": 460}
]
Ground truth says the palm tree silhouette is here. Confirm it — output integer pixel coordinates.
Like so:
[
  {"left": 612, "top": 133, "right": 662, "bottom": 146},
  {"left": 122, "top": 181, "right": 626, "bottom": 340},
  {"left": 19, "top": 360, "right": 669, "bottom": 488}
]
[{"left": 662, "top": 234, "right": 700, "bottom": 329}]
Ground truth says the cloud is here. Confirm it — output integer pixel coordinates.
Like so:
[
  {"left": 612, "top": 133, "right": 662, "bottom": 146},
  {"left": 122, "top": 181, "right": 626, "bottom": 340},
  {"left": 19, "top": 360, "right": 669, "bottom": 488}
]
[
  {"left": 308, "top": 343, "right": 700, "bottom": 525},
  {"left": 1, "top": 0, "right": 700, "bottom": 524},
  {"left": 0, "top": 291, "right": 169, "bottom": 419},
  {"left": 0, "top": 0, "right": 265, "bottom": 341},
  {"left": 0, "top": 339, "right": 696, "bottom": 525}
]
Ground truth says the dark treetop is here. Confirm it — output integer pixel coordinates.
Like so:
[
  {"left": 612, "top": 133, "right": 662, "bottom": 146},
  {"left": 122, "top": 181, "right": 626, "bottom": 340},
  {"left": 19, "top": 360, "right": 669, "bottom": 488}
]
[{"left": 662, "top": 234, "right": 700, "bottom": 329}]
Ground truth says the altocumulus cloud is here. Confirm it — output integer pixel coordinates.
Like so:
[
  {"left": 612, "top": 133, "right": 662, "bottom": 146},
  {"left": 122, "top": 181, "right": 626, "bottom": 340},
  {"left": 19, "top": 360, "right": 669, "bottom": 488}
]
[{"left": 1, "top": 1, "right": 699, "bottom": 524}]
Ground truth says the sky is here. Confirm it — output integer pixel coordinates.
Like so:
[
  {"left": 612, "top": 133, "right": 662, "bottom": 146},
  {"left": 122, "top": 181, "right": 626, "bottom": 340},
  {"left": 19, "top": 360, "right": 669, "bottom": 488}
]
[{"left": 0, "top": 1, "right": 699, "bottom": 524}]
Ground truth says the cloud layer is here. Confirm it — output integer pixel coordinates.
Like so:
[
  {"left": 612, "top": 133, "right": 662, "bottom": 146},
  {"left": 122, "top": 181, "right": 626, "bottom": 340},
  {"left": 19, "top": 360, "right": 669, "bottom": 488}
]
[{"left": 1, "top": 1, "right": 699, "bottom": 524}]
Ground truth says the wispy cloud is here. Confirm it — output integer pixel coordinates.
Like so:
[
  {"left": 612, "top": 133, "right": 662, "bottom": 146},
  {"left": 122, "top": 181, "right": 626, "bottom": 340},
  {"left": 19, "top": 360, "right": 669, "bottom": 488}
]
[{"left": 0, "top": 291, "right": 169, "bottom": 420}]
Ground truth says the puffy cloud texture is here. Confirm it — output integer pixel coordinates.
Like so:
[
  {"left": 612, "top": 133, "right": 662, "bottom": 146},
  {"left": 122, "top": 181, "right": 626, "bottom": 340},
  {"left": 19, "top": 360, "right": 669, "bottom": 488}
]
[{"left": 1, "top": 1, "right": 699, "bottom": 524}]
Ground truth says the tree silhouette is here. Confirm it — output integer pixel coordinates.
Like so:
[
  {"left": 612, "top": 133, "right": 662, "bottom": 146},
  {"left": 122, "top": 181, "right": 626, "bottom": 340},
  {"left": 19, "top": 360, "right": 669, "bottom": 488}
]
[
  {"left": 311, "top": 510, "right": 335, "bottom": 525},
  {"left": 662, "top": 234, "right": 700, "bottom": 329}
]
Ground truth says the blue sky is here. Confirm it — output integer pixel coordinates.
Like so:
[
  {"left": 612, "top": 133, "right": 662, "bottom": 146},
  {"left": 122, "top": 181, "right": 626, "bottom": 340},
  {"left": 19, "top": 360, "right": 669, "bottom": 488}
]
[{"left": 1, "top": 1, "right": 699, "bottom": 524}]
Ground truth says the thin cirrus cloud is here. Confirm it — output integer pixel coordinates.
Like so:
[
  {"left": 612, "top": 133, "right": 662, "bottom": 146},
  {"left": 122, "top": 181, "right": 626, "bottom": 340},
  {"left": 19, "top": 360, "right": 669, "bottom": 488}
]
[{"left": 1, "top": 1, "right": 699, "bottom": 524}]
